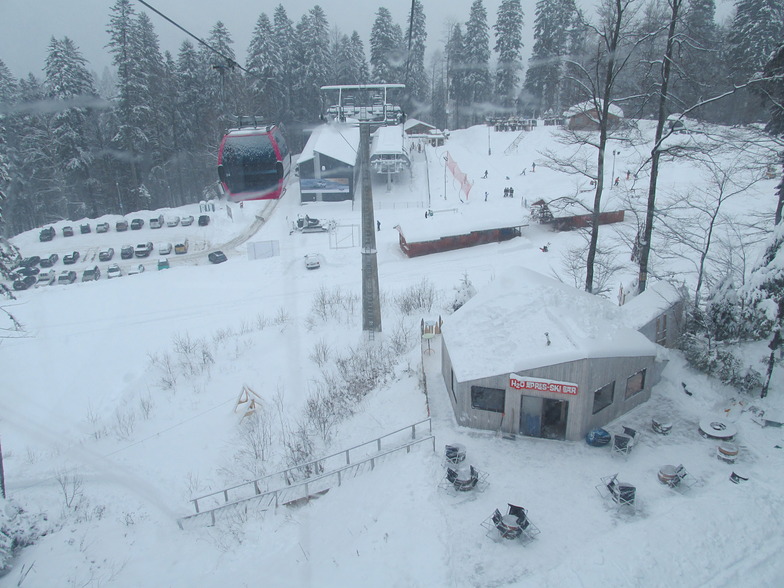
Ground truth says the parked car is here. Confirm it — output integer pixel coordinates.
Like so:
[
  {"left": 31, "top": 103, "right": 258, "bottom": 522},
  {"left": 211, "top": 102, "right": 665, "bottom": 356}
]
[
  {"left": 39, "top": 253, "right": 59, "bottom": 268},
  {"left": 174, "top": 240, "right": 189, "bottom": 254},
  {"left": 14, "top": 265, "right": 40, "bottom": 277},
  {"left": 62, "top": 226, "right": 74, "bottom": 237},
  {"left": 134, "top": 242, "right": 153, "bottom": 258},
  {"left": 39, "top": 226, "right": 55, "bottom": 242},
  {"left": 116, "top": 219, "right": 129, "bottom": 232},
  {"left": 80, "top": 223, "right": 91, "bottom": 234},
  {"left": 20, "top": 256, "right": 41, "bottom": 267},
  {"left": 130, "top": 218, "right": 144, "bottom": 230},
  {"left": 120, "top": 245, "right": 134, "bottom": 260},
  {"left": 98, "top": 247, "right": 115, "bottom": 262},
  {"left": 198, "top": 215, "right": 210, "bottom": 226},
  {"left": 63, "top": 251, "right": 80, "bottom": 265},
  {"left": 180, "top": 215, "right": 194, "bottom": 226},
  {"left": 158, "top": 242, "right": 172, "bottom": 255},
  {"left": 166, "top": 216, "right": 180, "bottom": 227},
  {"left": 157, "top": 257, "right": 170, "bottom": 270},
  {"left": 127, "top": 264, "right": 145, "bottom": 275},
  {"left": 107, "top": 264, "right": 122, "bottom": 279},
  {"left": 36, "top": 269, "right": 56, "bottom": 286},
  {"left": 13, "top": 275, "right": 37, "bottom": 290},
  {"left": 150, "top": 214, "right": 164, "bottom": 229},
  {"left": 96, "top": 222, "right": 110, "bottom": 233},
  {"left": 304, "top": 253, "right": 321, "bottom": 270},
  {"left": 208, "top": 250, "right": 227, "bottom": 264},
  {"left": 57, "top": 270, "right": 77, "bottom": 284},
  {"left": 82, "top": 266, "right": 101, "bottom": 282}
]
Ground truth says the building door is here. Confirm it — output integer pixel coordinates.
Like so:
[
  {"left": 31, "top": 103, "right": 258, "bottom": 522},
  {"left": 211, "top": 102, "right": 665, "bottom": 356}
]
[
  {"left": 541, "top": 398, "right": 569, "bottom": 440},
  {"left": 519, "top": 395, "right": 543, "bottom": 438}
]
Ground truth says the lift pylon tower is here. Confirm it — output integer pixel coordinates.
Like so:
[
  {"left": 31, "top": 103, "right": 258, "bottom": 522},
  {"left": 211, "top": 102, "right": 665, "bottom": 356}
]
[{"left": 359, "top": 122, "right": 382, "bottom": 334}]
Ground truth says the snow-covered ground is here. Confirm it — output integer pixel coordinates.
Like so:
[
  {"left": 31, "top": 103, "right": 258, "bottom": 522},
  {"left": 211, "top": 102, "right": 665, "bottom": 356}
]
[{"left": 2, "top": 122, "right": 783, "bottom": 587}]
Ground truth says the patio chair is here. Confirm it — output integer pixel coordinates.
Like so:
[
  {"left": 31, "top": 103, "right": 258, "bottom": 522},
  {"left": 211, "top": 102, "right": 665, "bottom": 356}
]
[
  {"left": 444, "top": 444, "right": 466, "bottom": 466},
  {"left": 596, "top": 474, "right": 636, "bottom": 510},
  {"left": 611, "top": 427, "right": 639, "bottom": 458},
  {"left": 481, "top": 509, "right": 505, "bottom": 539},
  {"left": 507, "top": 504, "right": 541, "bottom": 539},
  {"left": 663, "top": 464, "right": 694, "bottom": 492}
]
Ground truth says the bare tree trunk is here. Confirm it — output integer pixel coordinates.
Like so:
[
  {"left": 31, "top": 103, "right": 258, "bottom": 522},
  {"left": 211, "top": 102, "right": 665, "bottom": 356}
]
[{"left": 638, "top": 0, "right": 681, "bottom": 294}]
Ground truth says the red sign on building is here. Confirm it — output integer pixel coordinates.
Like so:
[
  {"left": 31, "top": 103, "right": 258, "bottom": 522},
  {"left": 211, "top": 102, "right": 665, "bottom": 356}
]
[{"left": 509, "top": 374, "right": 579, "bottom": 396}]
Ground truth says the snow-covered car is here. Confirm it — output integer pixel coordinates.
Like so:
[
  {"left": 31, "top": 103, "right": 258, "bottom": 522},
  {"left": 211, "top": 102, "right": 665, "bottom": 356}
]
[
  {"left": 96, "top": 222, "right": 110, "bottom": 233},
  {"left": 208, "top": 250, "right": 227, "bottom": 264},
  {"left": 134, "top": 242, "right": 153, "bottom": 258},
  {"left": 81, "top": 266, "right": 101, "bottom": 281},
  {"left": 116, "top": 219, "right": 129, "bottom": 232},
  {"left": 63, "top": 251, "right": 80, "bottom": 265},
  {"left": 62, "top": 226, "right": 74, "bottom": 237},
  {"left": 57, "top": 270, "right": 77, "bottom": 284},
  {"left": 127, "top": 264, "right": 145, "bottom": 275},
  {"left": 304, "top": 253, "right": 320, "bottom": 270},
  {"left": 80, "top": 223, "right": 91, "bottom": 234},
  {"left": 180, "top": 215, "right": 194, "bottom": 226},
  {"left": 174, "top": 240, "right": 189, "bottom": 254},
  {"left": 39, "top": 226, "right": 55, "bottom": 241},
  {"left": 130, "top": 218, "right": 144, "bottom": 230},
  {"left": 39, "top": 253, "right": 59, "bottom": 268},
  {"left": 98, "top": 247, "right": 114, "bottom": 262},
  {"left": 158, "top": 242, "right": 172, "bottom": 255},
  {"left": 120, "top": 245, "right": 134, "bottom": 260},
  {"left": 13, "top": 275, "right": 37, "bottom": 290},
  {"left": 157, "top": 257, "right": 170, "bottom": 270},
  {"left": 166, "top": 216, "right": 180, "bottom": 227},
  {"left": 150, "top": 214, "right": 164, "bottom": 229},
  {"left": 198, "top": 215, "right": 210, "bottom": 226},
  {"left": 36, "top": 269, "right": 56, "bottom": 286},
  {"left": 107, "top": 264, "right": 122, "bottom": 279}
]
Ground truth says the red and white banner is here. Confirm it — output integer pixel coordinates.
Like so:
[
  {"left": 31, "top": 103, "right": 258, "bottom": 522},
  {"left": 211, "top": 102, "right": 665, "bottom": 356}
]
[
  {"left": 509, "top": 374, "right": 579, "bottom": 395},
  {"left": 445, "top": 151, "right": 474, "bottom": 200}
]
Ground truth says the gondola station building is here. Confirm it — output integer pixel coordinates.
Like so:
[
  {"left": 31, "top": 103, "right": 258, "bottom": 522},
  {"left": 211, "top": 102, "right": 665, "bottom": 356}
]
[{"left": 440, "top": 268, "right": 681, "bottom": 441}]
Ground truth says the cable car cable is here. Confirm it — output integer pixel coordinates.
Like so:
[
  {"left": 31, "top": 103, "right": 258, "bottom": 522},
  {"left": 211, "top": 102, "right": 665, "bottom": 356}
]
[{"left": 134, "top": 0, "right": 247, "bottom": 73}]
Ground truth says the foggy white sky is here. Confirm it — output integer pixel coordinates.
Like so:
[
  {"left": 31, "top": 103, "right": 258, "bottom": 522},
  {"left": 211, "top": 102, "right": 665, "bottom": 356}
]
[{"left": 0, "top": 0, "right": 735, "bottom": 81}]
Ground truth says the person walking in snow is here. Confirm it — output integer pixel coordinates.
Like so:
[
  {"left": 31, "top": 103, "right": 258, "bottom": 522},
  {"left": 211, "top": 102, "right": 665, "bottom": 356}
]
[
  {"left": 377, "top": 220, "right": 381, "bottom": 231},
  {"left": 482, "top": 170, "right": 488, "bottom": 179},
  {"left": 531, "top": 162, "right": 536, "bottom": 173},
  {"left": 484, "top": 191, "right": 488, "bottom": 202},
  {"left": 614, "top": 177, "right": 620, "bottom": 187}
]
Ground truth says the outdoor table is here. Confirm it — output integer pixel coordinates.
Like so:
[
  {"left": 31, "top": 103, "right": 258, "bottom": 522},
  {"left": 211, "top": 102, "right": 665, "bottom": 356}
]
[
  {"left": 699, "top": 417, "right": 737, "bottom": 440},
  {"left": 658, "top": 465, "right": 678, "bottom": 485},
  {"left": 422, "top": 332, "right": 435, "bottom": 354},
  {"left": 499, "top": 515, "right": 522, "bottom": 539},
  {"left": 652, "top": 417, "right": 672, "bottom": 435}
]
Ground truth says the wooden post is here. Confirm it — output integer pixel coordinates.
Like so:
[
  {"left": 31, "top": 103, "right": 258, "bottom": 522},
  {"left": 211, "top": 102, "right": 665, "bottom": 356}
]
[{"left": 0, "top": 437, "right": 5, "bottom": 499}]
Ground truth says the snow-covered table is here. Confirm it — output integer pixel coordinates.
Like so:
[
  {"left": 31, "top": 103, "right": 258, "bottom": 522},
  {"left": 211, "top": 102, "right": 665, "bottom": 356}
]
[{"left": 698, "top": 417, "right": 737, "bottom": 440}]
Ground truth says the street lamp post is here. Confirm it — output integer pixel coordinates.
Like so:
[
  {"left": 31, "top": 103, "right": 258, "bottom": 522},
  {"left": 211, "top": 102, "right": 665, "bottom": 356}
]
[{"left": 611, "top": 150, "right": 620, "bottom": 187}]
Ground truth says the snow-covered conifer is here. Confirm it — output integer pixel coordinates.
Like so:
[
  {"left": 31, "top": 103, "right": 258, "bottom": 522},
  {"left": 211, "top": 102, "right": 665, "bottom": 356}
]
[{"left": 493, "top": 0, "right": 524, "bottom": 108}]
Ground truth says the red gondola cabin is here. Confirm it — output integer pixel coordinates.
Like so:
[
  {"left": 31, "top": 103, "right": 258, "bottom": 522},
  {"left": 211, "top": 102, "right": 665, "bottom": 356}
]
[{"left": 217, "top": 121, "right": 292, "bottom": 202}]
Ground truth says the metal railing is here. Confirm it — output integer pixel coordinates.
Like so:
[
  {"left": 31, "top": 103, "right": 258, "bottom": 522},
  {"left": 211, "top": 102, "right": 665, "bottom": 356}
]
[
  {"left": 178, "top": 433, "right": 435, "bottom": 529},
  {"left": 187, "top": 418, "right": 432, "bottom": 516}
]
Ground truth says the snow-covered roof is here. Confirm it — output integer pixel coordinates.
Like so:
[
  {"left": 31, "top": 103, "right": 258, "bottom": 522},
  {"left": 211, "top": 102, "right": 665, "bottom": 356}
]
[
  {"left": 442, "top": 267, "right": 657, "bottom": 382},
  {"left": 620, "top": 280, "right": 683, "bottom": 330},
  {"left": 404, "top": 118, "right": 435, "bottom": 132},
  {"left": 397, "top": 208, "right": 528, "bottom": 243},
  {"left": 298, "top": 122, "right": 360, "bottom": 166},
  {"left": 565, "top": 100, "right": 624, "bottom": 119},
  {"left": 371, "top": 125, "right": 406, "bottom": 156}
]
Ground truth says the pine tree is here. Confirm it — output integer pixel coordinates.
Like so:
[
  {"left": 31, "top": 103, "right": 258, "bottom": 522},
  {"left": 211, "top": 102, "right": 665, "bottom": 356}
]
[
  {"left": 404, "top": 0, "right": 429, "bottom": 108},
  {"left": 370, "top": 7, "right": 402, "bottom": 83},
  {"left": 447, "top": 25, "right": 469, "bottom": 128},
  {"left": 464, "top": 0, "right": 491, "bottom": 122},
  {"left": 246, "top": 12, "right": 282, "bottom": 118},
  {"left": 273, "top": 5, "right": 296, "bottom": 121},
  {"left": 44, "top": 36, "right": 98, "bottom": 217},
  {"left": 725, "top": 0, "right": 784, "bottom": 121},
  {"left": 292, "top": 6, "right": 330, "bottom": 121},
  {"left": 493, "top": 0, "right": 524, "bottom": 109},
  {"left": 0, "top": 60, "right": 21, "bottom": 295},
  {"left": 524, "top": 0, "right": 580, "bottom": 116},
  {"left": 677, "top": 0, "right": 720, "bottom": 118}
]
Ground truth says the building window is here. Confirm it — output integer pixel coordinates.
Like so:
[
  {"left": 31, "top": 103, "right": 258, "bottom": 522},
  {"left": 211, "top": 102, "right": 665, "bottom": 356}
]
[
  {"left": 470, "top": 385, "right": 505, "bottom": 413},
  {"left": 625, "top": 369, "right": 646, "bottom": 399},
  {"left": 592, "top": 381, "right": 615, "bottom": 414},
  {"left": 656, "top": 315, "right": 668, "bottom": 346}
]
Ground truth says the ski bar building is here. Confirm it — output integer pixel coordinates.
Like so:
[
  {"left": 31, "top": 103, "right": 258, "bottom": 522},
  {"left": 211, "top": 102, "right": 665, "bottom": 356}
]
[
  {"left": 297, "top": 123, "right": 360, "bottom": 202},
  {"left": 440, "top": 268, "right": 678, "bottom": 441}
]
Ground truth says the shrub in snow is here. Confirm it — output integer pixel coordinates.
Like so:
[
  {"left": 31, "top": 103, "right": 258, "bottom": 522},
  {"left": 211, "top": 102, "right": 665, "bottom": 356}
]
[
  {"left": 704, "top": 274, "right": 742, "bottom": 341},
  {"left": 739, "top": 225, "right": 784, "bottom": 339},
  {"left": 394, "top": 278, "right": 437, "bottom": 315},
  {"left": 0, "top": 499, "right": 48, "bottom": 577},
  {"left": 681, "top": 332, "right": 762, "bottom": 393},
  {"left": 451, "top": 272, "right": 476, "bottom": 312}
]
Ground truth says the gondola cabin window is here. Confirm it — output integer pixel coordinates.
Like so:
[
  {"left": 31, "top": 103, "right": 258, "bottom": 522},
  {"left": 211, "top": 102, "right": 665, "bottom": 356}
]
[
  {"left": 221, "top": 134, "right": 277, "bottom": 194},
  {"left": 625, "top": 369, "right": 646, "bottom": 400},
  {"left": 471, "top": 385, "right": 505, "bottom": 413}
]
